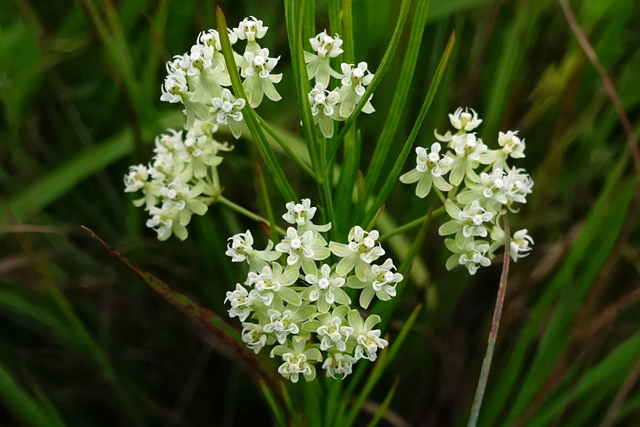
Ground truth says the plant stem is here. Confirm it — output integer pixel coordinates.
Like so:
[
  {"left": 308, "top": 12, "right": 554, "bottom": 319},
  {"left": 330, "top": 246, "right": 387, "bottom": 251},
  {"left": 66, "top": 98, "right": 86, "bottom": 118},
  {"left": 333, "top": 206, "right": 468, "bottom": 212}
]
[
  {"left": 379, "top": 206, "right": 445, "bottom": 241},
  {"left": 467, "top": 213, "right": 511, "bottom": 427},
  {"left": 219, "top": 196, "right": 286, "bottom": 235}
]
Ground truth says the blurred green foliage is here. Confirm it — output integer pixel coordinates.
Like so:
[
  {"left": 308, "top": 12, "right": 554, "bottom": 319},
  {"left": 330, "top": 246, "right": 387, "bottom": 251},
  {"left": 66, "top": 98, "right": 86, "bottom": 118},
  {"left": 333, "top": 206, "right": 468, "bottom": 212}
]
[{"left": 1, "top": 0, "right": 639, "bottom": 425}]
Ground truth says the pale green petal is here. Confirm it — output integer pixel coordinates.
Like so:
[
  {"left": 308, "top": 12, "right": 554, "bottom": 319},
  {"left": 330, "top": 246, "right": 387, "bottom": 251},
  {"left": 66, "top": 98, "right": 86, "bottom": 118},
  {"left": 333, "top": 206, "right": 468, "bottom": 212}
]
[
  {"left": 313, "top": 246, "right": 330, "bottom": 260},
  {"left": 173, "top": 224, "right": 188, "bottom": 241},
  {"left": 278, "top": 287, "right": 302, "bottom": 306},
  {"left": 438, "top": 220, "right": 461, "bottom": 236},
  {"left": 329, "top": 242, "right": 353, "bottom": 257},
  {"left": 444, "top": 199, "right": 461, "bottom": 218},
  {"left": 336, "top": 255, "right": 357, "bottom": 276},
  {"left": 319, "top": 115, "right": 334, "bottom": 138},
  {"left": 416, "top": 175, "right": 433, "bottom": 198},
  {"left": 364, "top": 314, "right": 381, "bottom": 330},
  {"left": 332, "top": 288, "right": 351, "bottom": 305},
  {"left": 347, "top": 309, "right": 364, "bottom": 331},
  {"left": 355, "top": 259, "right": 371, "bottom": 281},
  {"left": 346, "top": 276, "right": 368, "bottom": 289},
  {"left": 399, "top": 168, "right": 422, "bottom": 184},
  {"left": 263, "top": 80, "right": 282, "bottom": 102},
  {"left": 279, "top": 266, "right": 299, "bottom": 286},
  {"left": 445, "top": 254, "right": 459, "bottom": 271},
  {"left": 359, "top": 287, "right": 375, "bottom": 309}
]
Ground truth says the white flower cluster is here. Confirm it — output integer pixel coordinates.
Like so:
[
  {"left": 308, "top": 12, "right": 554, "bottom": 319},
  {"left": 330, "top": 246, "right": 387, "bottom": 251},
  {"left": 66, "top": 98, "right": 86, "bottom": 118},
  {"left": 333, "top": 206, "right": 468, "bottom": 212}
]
[
  {"left": 225, "top": 199, "right": 403, "bottom": 382},
  {"left": 125, "top": 17, "right": 283, "bottom": 241},
  {"left": 124, "top": 120, "right": 231, "bottom": 240},
  {"left": 305, "top": 31, "right": 375, "bottom": 138},
  {"left": 400, "top": 108, "right": 534, "bottom": 275},
  {"left": 160, "top": 16, "right": 282, "bottom": 138}
]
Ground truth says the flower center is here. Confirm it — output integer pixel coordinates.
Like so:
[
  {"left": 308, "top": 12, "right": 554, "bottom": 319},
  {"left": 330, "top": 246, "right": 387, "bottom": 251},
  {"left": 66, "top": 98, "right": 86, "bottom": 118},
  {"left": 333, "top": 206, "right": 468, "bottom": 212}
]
[
  {"left": 318, "top": 278, "right": 330, "bottom": 290},
  {"left": 290, "top": 237, "right": 302, "bottom": 250}
]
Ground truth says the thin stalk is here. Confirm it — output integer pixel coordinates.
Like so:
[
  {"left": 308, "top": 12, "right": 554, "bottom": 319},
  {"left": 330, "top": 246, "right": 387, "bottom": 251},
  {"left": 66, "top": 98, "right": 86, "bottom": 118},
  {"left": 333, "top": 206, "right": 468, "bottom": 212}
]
[
  {"left": 255, "top": 114, "right": 316, "bottom": 178},
  {"left": 219, "top": 196, "right": 286, "bottom": 235},
  {"left": 379, "top": 206, "right": 445, "bottom": 241},
  {"left": 467, "top": 214, "right": 511, "bottom": 427}
]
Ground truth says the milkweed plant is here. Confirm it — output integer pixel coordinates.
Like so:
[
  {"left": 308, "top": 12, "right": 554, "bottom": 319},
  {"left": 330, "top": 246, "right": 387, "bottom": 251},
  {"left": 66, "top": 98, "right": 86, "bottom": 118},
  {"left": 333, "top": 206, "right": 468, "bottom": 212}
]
[{"left": 123, "top": 4, "right": 533, "bottom": 392}]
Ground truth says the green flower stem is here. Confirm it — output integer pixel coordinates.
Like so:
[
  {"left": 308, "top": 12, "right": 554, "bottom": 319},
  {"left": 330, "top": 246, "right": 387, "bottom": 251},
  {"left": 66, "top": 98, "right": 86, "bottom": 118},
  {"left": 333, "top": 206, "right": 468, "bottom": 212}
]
[
  {"left": 219, "top": 196, "right": 286, "bottom": 235},
  {"left": 255, "top": 114, "right": 316, "bottom": 179},
  {"left": 467, "top": 214, "right": 511, "bottom": 427},
  {"left": 216, "top": 7, "right": 297, "bottom": 203},
  {"left": 379, "top": 205, "right": 445, "bottom": 241},
  {"left": 434, "top": 187, "right": 447, "bottom": 205}
]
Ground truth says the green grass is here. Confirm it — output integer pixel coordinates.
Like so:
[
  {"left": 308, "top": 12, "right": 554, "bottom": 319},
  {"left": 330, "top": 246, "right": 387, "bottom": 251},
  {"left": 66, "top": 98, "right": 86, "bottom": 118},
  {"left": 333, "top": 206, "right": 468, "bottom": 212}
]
[{"left": 1, "top": 0, "right": 639, "bottom": 425}]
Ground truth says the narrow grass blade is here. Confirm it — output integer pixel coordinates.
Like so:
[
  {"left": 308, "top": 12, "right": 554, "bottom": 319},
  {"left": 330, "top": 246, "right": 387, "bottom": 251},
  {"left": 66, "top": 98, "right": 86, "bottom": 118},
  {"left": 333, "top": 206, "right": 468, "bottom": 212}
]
[
  {"left": 334, "top": 129, "right": 361, "bottom": 236},
  {"left": 327, "top": 0, "right": 413, "bottom": 161},
  {"left": 259, "top": 379, "right": 287, "bottom": 427},
  {"left": 525, "top": 331, "right": 640, "bottom": 427},
  {"left": 366, "top": 377, "right": 400, "bottom": 427},
  {"left": 0, "top": 362, "right": 66, "bottom": 427},
  {"left": 362, "top": 32, "right": 455, "bottom": 226},
  {"left": 339, "top": 304, "right": 422, "bottom": 427},
  {"left": 364, "top": 0, "right": 431, "bottom": 195}
]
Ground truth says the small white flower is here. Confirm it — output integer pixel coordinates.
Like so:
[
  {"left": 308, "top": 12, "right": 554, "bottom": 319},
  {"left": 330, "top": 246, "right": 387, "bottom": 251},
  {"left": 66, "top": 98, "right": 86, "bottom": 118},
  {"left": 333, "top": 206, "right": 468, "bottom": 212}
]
[
  {"left": 348, "top": 310, "right": 388, "bottom": 362},
  {"left": 308, "top": 83, "right": 341, "bottom": 138},
  {"left": 316, "top": 316, "right": 354, "bottom": 352},
  {"left": 225, "top": 284, "right": 253, "bottom": 321},
  {"left": 211, "top": 88, "right": 246, "bottom": 139},
  {"left": 399, "top": 142, "right": 454, "bottom": 198},
  {"left": 490, "top": 227, "right": 534, "bottom": 262},
  {"left": 322, "top": 352, "right": 356, "bottom": 379},
  {"left": 338, "top": 62, "right": 374, "bottom": 118},
  {"left": 305, "top": 31, "right": 343, "bottom": 86},
  {"left": 302, "top": 264, "right": 351, "bottom": 312},
  {"left": 330, "top": 226, "right": 385, "bottom": 280},
  {"left": 275, "top": 227, "right": 330, "bottom": 274},
  {"left": 447, "top": 133, "right": 488, "bottom": 186},
  {"left": 439, "top": 200, "right": 495, "bottom": 240},
  {"left": 498, "top": 130, "right": 526, "bottom": 158},
  {"left": 241, "top": 48, "right": 282, "bottom": 108},
  {"left": 445, "top": 238, "right": 492, "bottom": 275},
  {"left": 241, "top": 322, "right": 269, "bottom": 354},
  {"left": 225, "top": 230, "right": 280, "bottom": 270},
  {"left": 247, "top": 263, "right": 301, "bottom": 307},
  {"left": 146, "top": 201, "right": 188, "bottom": 241},
  {"left": 234, "top": 16, "right": 268, "bottom": 43},
  {"left": 160, "top": 70, "right": 188, "bottom": 103},
  {"left": 347, "top": 258, "right": 402, "bottom": 309},
  {"left": 309, "top": 31, "right": 343, "bottom": 58},
  {"left": 448, "top": 107, "right": 482, "bottom": 131},
  {"left": 271, "top": 336, "right": 322, "bottom": 383},
  {"left": 263, "top": 309, "right": 300, "bottom": 344},
  {"left": 282, "top": 198, "right": 318, "bottom": 226}
]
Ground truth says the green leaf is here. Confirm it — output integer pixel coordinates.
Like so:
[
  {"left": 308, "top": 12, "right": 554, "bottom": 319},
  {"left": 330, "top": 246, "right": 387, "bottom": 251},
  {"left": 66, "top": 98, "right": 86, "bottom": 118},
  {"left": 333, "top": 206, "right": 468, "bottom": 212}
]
[{"left": 0, "top": 361, "right": 67, "bottom": 427}]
